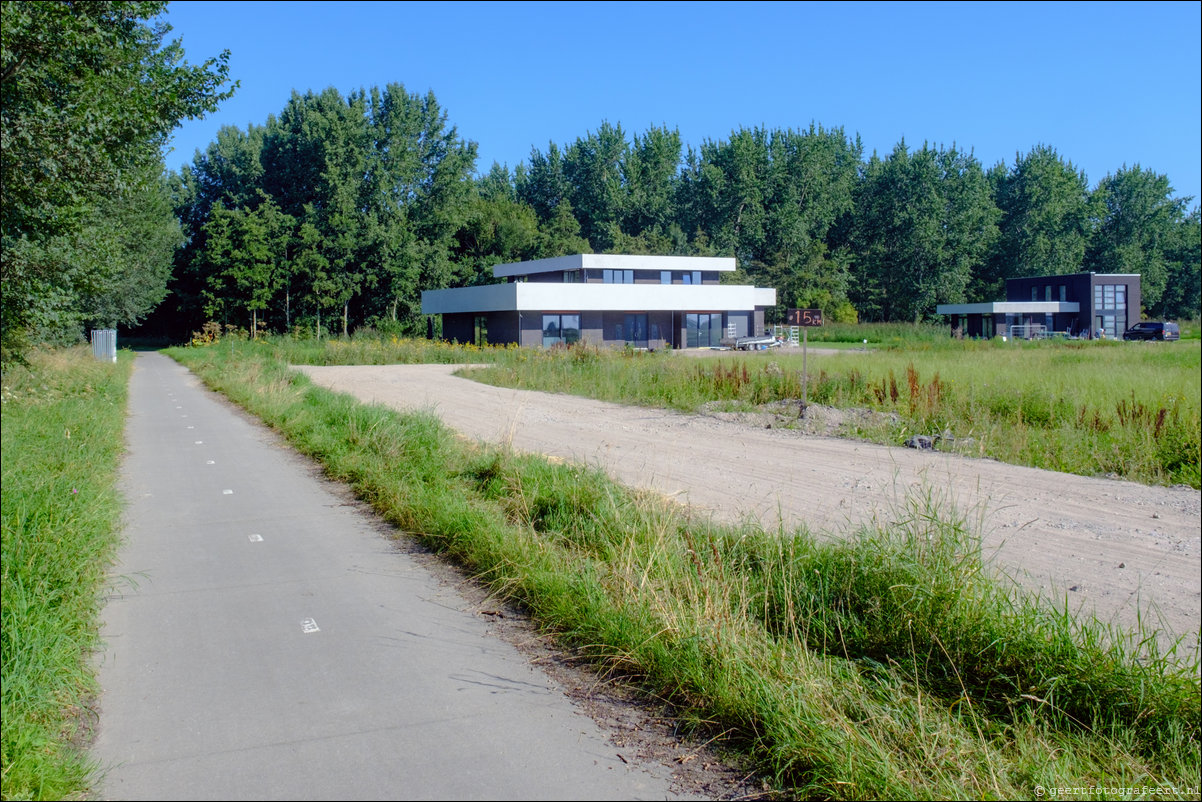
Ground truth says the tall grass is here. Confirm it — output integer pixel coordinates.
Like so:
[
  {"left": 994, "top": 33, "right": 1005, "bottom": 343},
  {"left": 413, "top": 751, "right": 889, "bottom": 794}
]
[
  {"left": 169, "top": 337, "right": 1200, "bottom": 799},
  {"left": 464, "top": 339, "right": 1201, "bottom": 488},
  {"left": 264, "top": 327, "right": 515, "bottom": 365},
  {"left": 796, "top": 320, "right": 952, "bottom": 346},
  {"left": 1, "top": 347, "right": 131, "bottom": 801}
]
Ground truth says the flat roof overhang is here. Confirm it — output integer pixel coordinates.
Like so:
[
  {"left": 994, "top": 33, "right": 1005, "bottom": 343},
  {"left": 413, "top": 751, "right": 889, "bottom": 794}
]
[
  {"left": 491, "top": 253, "right": 737, "bottom": 278},
  {"left": 423, "top": 283, "right": 776, "bottom": 315},
  {"left": 936, "top": 301, "right": 1080, "bottom": 315}
]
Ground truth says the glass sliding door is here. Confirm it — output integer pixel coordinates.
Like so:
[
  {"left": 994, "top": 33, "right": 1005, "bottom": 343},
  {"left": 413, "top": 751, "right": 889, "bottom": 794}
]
[
  {"left": 685, "top": 313, "right": 723, "bottom": 348},
  {"left": 623, "top": 314, "right": 648, "bottom": 347}
]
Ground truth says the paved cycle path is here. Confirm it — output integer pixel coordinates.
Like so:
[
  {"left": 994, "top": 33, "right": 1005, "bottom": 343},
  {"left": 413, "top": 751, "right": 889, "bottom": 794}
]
[{"left": 91, "top": 353, "right": 691, "bottom": 801}]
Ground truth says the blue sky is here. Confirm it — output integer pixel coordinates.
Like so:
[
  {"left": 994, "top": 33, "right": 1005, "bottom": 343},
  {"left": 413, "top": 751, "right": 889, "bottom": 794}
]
[{"left": 158, "top": 0, "right": 1202, "bottom": 209}]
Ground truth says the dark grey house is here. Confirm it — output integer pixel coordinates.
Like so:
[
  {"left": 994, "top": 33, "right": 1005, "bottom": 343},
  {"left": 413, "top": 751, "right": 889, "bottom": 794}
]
[{"left": 937, "top": 273, "right": 1141, "bottom": 339}]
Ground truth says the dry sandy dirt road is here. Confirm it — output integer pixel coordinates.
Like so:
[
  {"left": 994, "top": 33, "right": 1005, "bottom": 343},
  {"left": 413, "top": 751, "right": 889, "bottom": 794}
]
[{"left": 295, "top": 362, "right": 1201, "bottom": 653}]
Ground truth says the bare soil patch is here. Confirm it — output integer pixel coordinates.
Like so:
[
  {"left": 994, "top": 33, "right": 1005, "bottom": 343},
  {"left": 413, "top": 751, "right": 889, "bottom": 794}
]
[{"left": 295, "top": 363, "right": 1201, "bottom": 654}]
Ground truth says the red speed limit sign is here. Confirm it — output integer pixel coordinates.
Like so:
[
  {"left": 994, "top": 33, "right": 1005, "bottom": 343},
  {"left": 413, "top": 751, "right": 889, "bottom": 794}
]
[{"left": 786, "top": 308, "right": 823, "bottom": 326}]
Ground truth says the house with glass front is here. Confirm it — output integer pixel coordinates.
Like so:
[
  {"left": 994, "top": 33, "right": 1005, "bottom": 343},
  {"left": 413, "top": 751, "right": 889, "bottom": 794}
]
[
  {"left": 421, "top": 254, "right": 777, "bottom": 349},
  {"left": 936, "top": 272, "right": 1141, "bottom": 339}
]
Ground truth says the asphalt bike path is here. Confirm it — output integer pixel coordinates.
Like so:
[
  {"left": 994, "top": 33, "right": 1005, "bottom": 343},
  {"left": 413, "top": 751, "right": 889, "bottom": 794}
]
[{"left": 91, "top": 352, "right": 691, "bottom": 801}]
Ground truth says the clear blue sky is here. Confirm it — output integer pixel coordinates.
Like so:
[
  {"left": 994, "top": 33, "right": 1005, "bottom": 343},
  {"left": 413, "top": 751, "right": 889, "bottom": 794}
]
[{"left": 158, "top": 0, "right": 1202, "bottom": 209}]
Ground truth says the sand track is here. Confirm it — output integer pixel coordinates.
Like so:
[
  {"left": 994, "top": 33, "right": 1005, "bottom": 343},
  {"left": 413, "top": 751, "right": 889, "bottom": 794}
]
[{"left": 295, "top": 363, "right": 1201, "bottom": 650}]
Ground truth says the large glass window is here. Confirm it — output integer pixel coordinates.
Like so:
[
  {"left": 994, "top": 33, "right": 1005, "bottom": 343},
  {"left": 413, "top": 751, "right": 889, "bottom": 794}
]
[
  {"left": 542, "top": 314, "right": 580, "bottom": 347},
  {"left": 603, "top": 269, "right": 634, "bottom": 284},
  {"left": 660, "top": 271, "right": 672, "bottom": 284},
  {"left": 1095, "top": 283, "right": 1126, "bottom": 311},
  {"left": 682, "top": 271, "right": 703, "bottom": 285}
]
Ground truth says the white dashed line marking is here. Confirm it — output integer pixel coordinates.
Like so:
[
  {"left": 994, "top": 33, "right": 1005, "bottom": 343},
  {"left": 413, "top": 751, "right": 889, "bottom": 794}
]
[
  {"left": 301, "top": 618, "right": 320, "bottom": 634},
  {"left": 249, "top": 534, "right": 263, "bottom": 542},
  {"left": 222, "top": 489, "right": 234, "bottom": 495}
]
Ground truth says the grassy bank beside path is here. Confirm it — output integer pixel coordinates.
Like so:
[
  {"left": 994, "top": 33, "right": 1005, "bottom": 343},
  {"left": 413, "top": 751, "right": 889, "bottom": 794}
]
[
  {"left": 1, "top": 347, "right": 131, "bottom": 801},
  {"left": 168, "top": 338, "right": 1200, "bottom": 800}
]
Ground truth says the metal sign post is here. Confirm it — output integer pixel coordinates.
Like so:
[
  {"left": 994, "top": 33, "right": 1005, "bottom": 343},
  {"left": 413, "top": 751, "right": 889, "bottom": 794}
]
[
  {"left": 803, "top": 325, "right": 808, "bottom": 409},
  {"left": 786, "top": 309, "right": 824, "bottom": 415}
]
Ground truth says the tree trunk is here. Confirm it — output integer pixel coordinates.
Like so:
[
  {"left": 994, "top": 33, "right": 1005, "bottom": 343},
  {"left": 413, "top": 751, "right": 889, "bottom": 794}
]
[{"left": 342, "top": 303, "right": 349, "bottom": 337}]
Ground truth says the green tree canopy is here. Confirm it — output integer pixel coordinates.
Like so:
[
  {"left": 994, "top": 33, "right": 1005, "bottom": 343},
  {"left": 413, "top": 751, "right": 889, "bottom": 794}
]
[
  {"left": 1086, "top": 165, "right": 1189, "bottom": 314},
  {"left": 1159, "top": 209, "right": 1201, "bottom": 320},
  {"left": 980, "top": 145, "right": 1094, "bottom": 299},
  {"left": 851, "top": 141, "right": 998, "bottom": 322},
  {"left": 1, "top": 0, "right": 233, "bottom": 359}
]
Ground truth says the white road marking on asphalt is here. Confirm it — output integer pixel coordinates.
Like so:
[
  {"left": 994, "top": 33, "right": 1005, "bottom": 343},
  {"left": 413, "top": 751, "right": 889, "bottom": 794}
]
[
  {"left": 206, "top": 460, "right": 215, "bottom": 465},
  {"left": 223, "top": 489, "right": 234, "bottom": 495},
  {"left": 194, "top": 440, "right": 203, "bottom": 444},
  {"left": 301, "top": 618, "right": 320, "bottom": 633},
  {"left": 249, "top": 534, "right": 263, "bottom": 542}
]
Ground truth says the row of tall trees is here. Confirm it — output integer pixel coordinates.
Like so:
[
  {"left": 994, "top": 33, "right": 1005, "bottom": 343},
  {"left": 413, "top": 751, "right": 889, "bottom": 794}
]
[
  {"left": 2, "top": 4, "right": 1197, "bottom": 354},
  {"left": 161, "top": 84, "right": 590, "bottom": 339},
  {"left": 163, "top": 97, "right": 1200, "bottom": 339},
  {"left": 0, "top": 0, "right": 233, "bottom": 362}
]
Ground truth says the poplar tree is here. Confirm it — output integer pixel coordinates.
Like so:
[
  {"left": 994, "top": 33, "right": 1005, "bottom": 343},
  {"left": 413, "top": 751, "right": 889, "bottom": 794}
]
[
  {"left": 1086, "top": 165, "right": 1188, "bottom": 314},
  {"left": 981, "top": 145, "right": 1094, "bottom": 299}
]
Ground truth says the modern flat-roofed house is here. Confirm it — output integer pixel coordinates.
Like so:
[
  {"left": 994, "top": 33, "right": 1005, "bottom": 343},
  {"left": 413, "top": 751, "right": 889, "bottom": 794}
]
[
  {"left": 936, "top": 272, "right": 1141, "bottom": 339},
  {"left": 421, "top": 254, "right": 777, "bottom": 349}
]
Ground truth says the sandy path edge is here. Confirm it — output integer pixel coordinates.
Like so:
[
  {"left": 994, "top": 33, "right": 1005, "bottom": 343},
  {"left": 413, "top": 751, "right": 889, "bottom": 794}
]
[{"left": 295, "top": 364, "right": 1201, "bottom": 651}]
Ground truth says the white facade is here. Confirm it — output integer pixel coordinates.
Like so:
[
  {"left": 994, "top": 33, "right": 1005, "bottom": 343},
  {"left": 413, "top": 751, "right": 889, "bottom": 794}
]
[
  {"left": 489, "top": 253, "right": 738, "bottom": 279},
  {"left": 421, "top": 254, "right": 777, "bottom": 349},
  {"left": 422, "top": 282, "right": 776, "bottom": 315},
  {"left": 935, "top": 302, "right": 1080, "bottom": 315}
]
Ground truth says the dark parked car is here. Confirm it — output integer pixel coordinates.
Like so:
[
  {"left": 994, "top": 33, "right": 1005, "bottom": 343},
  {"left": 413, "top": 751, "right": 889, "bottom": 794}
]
[{"left": 1122, "top": 321, "right": 1180, "bottom": 341}]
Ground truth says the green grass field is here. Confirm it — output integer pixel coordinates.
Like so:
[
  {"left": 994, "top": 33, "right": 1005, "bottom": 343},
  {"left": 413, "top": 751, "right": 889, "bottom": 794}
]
[{"left": 1, "top": 347, "right": 131, "bottom": 801}]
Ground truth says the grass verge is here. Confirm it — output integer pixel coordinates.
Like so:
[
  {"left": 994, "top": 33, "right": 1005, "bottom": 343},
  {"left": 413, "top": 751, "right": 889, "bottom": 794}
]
[
  {"left": 169, "top": 338, "right": 1200, "bottom": 800},
  {"left": 1, "top": 347, "right": 131, "bottom": 801}
]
